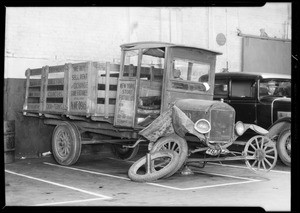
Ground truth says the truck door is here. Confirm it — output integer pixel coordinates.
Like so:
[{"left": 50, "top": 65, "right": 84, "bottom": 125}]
[
  {"left": 114, "top": 47, "right": 165, "bottom": 128},
  {"left": 114, "top": 49, "right": 140, "bottom": 128}
]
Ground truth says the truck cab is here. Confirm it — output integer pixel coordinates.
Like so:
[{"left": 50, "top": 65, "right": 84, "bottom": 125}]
[{"left": 114, "top": 41, "right": 220, "bottom": 129}]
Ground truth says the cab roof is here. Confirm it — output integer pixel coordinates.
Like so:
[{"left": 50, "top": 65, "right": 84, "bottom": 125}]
[
  {"left": 120, "top": 41, "right": 222, "bottom": 55},
  {"left": 214, "top": 71, "right": 291, "bottom": 80}
]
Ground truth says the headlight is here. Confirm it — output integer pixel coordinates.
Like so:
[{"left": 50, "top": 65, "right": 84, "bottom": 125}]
[
  {"left": 194, "top": 119, "right": 211, "bottom": 134},
  {"left": 235, "top": 121, "right": 245, "bottom": 136}
]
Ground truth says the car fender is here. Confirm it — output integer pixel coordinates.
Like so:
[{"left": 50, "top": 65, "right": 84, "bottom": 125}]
[
  {"left": 244, "top": 124, "right": 269, "bottom": 135},
  {"left": 267, "top": 117, "right": 291, "bottom": 140}
]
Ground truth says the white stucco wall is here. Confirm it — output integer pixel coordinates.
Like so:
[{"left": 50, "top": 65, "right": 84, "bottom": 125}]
[{"left": 5, "top": 4, "right": 291, "bottom": 78}]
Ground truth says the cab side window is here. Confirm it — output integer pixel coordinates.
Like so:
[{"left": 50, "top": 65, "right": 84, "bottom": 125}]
[
  {"left": 214, "top": 79, "right": 228, "bottom": 98},
  {"left": 231, "top": 80, "right": 255, "bottom": 98}
]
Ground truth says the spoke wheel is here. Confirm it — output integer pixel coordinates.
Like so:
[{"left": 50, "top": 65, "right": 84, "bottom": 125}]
[
  {"left": 52, "top": 122, "right": 81, "bottom": 166},
  {"left": 150, "top": 134, "right": 188, "bottom": 178},
  {"left": 128, "top": 150, "right": 180, "bottom": 182},
  {"left": 244, "top": 135, "right": 277, "bottom": 172},
  {"left": 276, "top": 128, "right": 291, "bottom": 166},
  {"left": 111, "top": 144, "right": 140, "bottom": 160}
]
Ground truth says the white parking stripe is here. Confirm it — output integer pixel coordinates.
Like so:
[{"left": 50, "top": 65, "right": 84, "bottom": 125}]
[
  {"left": 190, "top": 167, "right": 260, "bottom": 182},
  {"left": 207, "top": 162, "right": 291, "bottom": 174},
  {"left": 43, "top": 162, "right": 130, "bottom": 180},
  {"left": 43, "top": 162, "right": 262, "bottom": 191},
  {"left": 5, "top": 170, "right": 112, "bottom": 199},
  {"left": 35, "top": 198, "right": 108, "bottom": 206},
  {"left": 177, "top": 179, "right": 261, "bottom": 191}
]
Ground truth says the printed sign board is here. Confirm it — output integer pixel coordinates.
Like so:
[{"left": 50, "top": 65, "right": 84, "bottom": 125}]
[
  {"left": 69, "top": 63, "right": 89, "bottom": 113},
  {"left": 115, "top": 80, "right": 136, "bottom": 127}
]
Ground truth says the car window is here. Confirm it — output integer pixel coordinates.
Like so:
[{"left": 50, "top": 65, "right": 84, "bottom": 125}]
[
  {"left": 231, "top": 80, "right": 256, "bottom": 98},
  {"left": 259, "top": 79, "right": 291, "bottom": 98},
  {"left": 214, "top": 79, "right": 228, "bottom": 97}
]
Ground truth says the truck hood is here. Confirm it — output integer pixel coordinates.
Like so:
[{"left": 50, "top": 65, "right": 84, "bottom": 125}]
[{"left": 174, "top": 99, "right": 234, "bottom": 113}]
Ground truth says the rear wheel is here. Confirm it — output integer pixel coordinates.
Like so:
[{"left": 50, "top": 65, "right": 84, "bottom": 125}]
[
  {"left": 276, "top": 128, "right": 291, "bottom": 166},
  {"left": 52, "top": 122, "right": 81, "bottom": 166},
  {"left": 128, "top": 150, "right": 179, "bottom": 182}
]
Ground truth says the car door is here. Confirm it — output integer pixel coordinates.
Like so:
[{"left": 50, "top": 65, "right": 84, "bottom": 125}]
[
  {"left": 213, "top": 78, "right": 229, "bottom": 102},
  {"left": 228, "top": 78, "right": 257, "bottom": 124}
]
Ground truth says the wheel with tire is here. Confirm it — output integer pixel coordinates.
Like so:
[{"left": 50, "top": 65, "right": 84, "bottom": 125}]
[
  {"left": 111, "top": 144, "right": 140, "bottom": 160},
  {"left": 128, "top": 150, "right": 180, "bottom": 182},
  {"left": 150, "top": 134, "right": 188, "bottom": 177},
  {"left": 244, "top": 135, "right": 277, "bottom": 172},
  {"left": 276, "top": 128, "right": 291, "bottom": 166},
  {"left": 52, "top": 122, "right": 81, "bottom": 166}
]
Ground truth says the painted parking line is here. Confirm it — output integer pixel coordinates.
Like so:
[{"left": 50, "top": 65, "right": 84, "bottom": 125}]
[
  {"left": 43, "top": 162, "right": 262, "bottom": 191},
  {"left": 35, "top": 198, "right": 107, "bottom": 206},
  {"left": 207, "top": 162, "right": 291, "bottom": 174},
  {"left": 43, "top": 162, "right": 131, "bottom": 180},
  {"left": 5, "top": 169, "right": 112, "bottom": 206}
]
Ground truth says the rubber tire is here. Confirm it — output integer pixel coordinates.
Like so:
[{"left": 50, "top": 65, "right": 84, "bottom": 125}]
[
  {"left": 276, "top": 128, "right": 291, "bottom": 167},
  {"left": 128, "top": 150, "right": 180, "bottom": 182},
  {"left": 111, "top": 144, "right": 140, "bottom": 160},
  {"left": 150, "top": 134, "right": 188, "bottom": 178},
  {"left": 52, "top": 122, "right": 81, "bottom": 166}
]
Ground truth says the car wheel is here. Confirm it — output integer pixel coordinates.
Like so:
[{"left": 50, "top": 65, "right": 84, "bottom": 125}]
[
  {"left": 150, "top": 134, "right": 188, "bottom": 178},
  {"left": 52, "top": 122, "right": 81, "bottom": 166},
  {"left": 276, "top": 128, "right": 291, "bottom": 167},
  {"left": 128, "top": 150, "right": 179, "bottom": 182}
]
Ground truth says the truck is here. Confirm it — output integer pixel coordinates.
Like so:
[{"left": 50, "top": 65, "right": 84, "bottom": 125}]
[{"left": 23, "top": 41, "right": 277, "bottom": 182}]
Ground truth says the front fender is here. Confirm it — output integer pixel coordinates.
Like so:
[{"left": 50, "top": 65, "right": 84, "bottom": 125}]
[
  {"left": 244, "top": 124, "right": 269, "bottom": 135},
  {"left": 267, "top": 117, "right": 291, "bottom": 140}
]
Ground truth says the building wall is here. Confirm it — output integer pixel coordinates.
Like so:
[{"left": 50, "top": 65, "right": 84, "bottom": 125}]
[
  {"left": 4, "top": 79, "right": 54, "bottom": 157},
  {"left": 5, "top": 4, "right": 291, "bottom": 79},
  {"left": 3, "top": 4, "right": 291, "bottom": 157}
]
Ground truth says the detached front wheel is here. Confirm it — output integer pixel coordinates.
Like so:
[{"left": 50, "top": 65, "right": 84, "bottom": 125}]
[
  {"left": 128, "top": 150, "right": 179, "bottom": 182},
  {"left": 52, "top": 122, "right": 81, "bottom": 166},
  {"left": 150, "top": 134, "right": 188, "bottom": 178}
]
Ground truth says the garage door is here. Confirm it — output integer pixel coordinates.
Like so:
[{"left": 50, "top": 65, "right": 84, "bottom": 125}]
[{"left": 242, "top": 36, "right": 291, "bottom": 75}]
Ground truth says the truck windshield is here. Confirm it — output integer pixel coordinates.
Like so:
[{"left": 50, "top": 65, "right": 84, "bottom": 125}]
[
  {"left": 259, "top": 79, "right": 291, "bottom": 98},
  {"left": 171, "top": 58, "right": 210, "bottom": 92}
]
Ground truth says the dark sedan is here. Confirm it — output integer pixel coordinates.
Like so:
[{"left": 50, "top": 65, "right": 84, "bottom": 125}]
[{"left": 200, "top": 72, "right": 291, "bottom": 166}]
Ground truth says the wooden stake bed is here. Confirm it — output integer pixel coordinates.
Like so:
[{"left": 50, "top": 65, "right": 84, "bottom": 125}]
[{"left": 23, "top": 61, "right": 120, "bottom": 123}]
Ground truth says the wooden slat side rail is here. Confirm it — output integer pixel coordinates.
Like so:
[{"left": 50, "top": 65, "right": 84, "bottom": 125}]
[
  {"left": 104, "top": 62, "right": 111, "bottom": 118},
  {"left": 43, "top": 65, "right": 66, "bottom": 113},
  {"left": 23, "top": 69, "right": 31, "bottom": 113},
  {"left": 41, "top": 66, "right": 49, "bottom": 112}
]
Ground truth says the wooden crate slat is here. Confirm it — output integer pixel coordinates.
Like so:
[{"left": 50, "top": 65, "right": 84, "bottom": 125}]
[
  {"left": 47, "top": 90, "right": 64, "bottom": 97},
  {"left": 28, "top": 91, "right": 41, "bottom": 97},
  {"left": 29, "top": 79, "right": 42, "bottom": 87},
  {"left": 30, "top": 68, "right": 43, "bottom": 76},
  {"left": 45, "top": 103, "right": 65, "bottom": 112},
  {"left": 49, "top": 65, "right": 66, "bottom": 73},
  {"left": 96, "top": 104, "right": 115, "bottom": 115},
  {"left": 98, "top": 77, "right": 118, "bottom": 85},
  {"left": 97, "top": 90, "right": 117, "bottom": 98},
  {"left": 48, "top": 78, "right": 65, "bottom": 85},
  {"left": 27, "top": 103, "right": 40, "bottom": 110}
]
